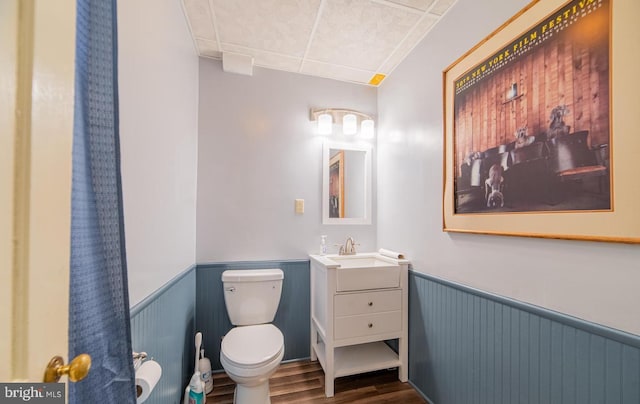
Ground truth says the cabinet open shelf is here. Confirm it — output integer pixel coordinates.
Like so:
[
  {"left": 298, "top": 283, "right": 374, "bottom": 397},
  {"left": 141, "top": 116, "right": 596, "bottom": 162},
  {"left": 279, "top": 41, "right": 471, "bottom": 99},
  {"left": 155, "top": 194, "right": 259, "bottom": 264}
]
[{"left": 314, "top": 340, "right": 400, "bottom": 378}]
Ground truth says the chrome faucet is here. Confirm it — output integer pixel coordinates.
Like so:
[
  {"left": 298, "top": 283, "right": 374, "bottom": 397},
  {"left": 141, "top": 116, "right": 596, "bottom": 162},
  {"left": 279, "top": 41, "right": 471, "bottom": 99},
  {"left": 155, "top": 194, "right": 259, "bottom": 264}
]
[{"left": 338, "top": 236, "right": 358, "bottom": 255}]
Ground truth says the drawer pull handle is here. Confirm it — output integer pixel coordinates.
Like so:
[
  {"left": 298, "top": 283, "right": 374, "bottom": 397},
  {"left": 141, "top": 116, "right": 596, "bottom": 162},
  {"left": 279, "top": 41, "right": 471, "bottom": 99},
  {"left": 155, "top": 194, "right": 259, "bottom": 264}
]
[
  {"left": 368, "top": 323, "right": 373, "bottom": 328},
  {"left": 368, "top": 302, "right": 373, "bottom": 307}
]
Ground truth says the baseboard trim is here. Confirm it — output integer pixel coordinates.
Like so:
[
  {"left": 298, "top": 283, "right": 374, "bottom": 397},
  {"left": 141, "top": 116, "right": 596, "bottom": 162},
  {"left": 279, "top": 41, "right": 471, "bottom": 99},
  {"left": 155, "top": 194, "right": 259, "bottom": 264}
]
[{"left": 408, "top": 380, "right": 435, "bottom": 404}]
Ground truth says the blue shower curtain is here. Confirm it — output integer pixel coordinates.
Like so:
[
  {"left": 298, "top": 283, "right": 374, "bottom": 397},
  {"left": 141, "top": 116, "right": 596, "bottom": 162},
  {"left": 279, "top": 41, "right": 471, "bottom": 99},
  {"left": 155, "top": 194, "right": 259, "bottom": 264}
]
[{"left": 68, "top": 0, "right": 135, "bottom": 402}]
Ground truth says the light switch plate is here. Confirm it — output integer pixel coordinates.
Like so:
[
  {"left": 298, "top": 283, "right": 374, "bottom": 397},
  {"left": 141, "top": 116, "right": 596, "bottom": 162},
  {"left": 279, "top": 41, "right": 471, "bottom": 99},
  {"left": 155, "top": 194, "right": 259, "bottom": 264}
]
[{"left": 295, "top": 199, "right": 304, "bottom": 214}]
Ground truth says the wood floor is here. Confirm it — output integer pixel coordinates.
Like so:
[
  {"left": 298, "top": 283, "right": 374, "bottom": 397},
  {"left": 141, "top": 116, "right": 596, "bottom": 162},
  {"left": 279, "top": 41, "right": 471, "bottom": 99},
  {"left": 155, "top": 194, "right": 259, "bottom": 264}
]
[{"left": 208, "top": 360, "right": 426, "bottom": 403}]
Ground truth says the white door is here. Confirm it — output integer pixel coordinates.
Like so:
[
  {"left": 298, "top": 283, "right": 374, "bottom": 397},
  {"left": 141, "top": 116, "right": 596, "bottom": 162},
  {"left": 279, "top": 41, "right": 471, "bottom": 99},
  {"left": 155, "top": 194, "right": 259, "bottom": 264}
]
[{"left": 0, "top": 0, "right": 76, "bottom": 382}]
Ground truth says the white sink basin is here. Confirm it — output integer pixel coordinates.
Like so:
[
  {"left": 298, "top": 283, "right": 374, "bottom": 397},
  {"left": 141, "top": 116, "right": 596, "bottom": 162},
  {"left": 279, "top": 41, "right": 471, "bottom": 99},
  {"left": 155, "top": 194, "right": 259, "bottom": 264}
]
[
  {"left": 329, "top": 256, "right": 396, "bottom": 269},
  {"left": 325, "top": 254, "right": 400, "bottom": 292}
]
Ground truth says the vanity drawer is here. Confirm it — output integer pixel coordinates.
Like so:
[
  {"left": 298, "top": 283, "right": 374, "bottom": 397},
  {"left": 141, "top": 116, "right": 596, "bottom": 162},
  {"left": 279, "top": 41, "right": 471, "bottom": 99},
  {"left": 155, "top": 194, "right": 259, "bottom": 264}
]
[
  {"left": 334, "top": 311, "right": 401, "bottom": 340},
  {"left": 334, "top": 290, "right": 401, "bottom": 316}
]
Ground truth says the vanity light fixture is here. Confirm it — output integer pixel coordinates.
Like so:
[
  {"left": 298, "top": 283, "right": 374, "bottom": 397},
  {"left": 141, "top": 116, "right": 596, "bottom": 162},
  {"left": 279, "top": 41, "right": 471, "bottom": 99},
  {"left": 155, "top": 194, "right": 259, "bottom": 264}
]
[{"left": 310, "top": 108, "right": 375, "bottom": 137}]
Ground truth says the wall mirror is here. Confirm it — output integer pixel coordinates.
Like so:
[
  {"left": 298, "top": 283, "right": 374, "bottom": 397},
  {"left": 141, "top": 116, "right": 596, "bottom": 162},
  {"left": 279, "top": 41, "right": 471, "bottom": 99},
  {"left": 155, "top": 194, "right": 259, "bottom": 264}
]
[{"left": 322, "top": 141, "right": 372, "bottom": 225}]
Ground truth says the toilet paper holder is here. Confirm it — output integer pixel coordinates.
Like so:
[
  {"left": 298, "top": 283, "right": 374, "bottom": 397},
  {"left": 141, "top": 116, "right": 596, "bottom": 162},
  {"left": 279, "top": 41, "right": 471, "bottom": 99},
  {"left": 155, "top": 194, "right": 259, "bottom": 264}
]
[
  {"left": 133, "top": 351, "right": 162, "bottom": 403},
  {"left": 132, "top": 351, "right": 148, "bottom": 370}
]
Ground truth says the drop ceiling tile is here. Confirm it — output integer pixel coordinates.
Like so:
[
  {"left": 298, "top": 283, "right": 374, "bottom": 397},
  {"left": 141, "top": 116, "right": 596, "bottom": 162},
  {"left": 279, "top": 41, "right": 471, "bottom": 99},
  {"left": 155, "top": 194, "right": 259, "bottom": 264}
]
[
  {"left": 183, "top": 0, "right": 217, "bottom": 40},
  {"left": 378, "top": 13, "right": 437, "bottom": 74},
  {"left": 183, "top": 0, "right": 458, "bottom": 85},
  {"left": 211, "top": 0, "right": 321, "bottom": 57},
  {"left": 386, "top": 0, "right": 435, "bottom": 12},
  {"left": 306, "top": 0, "right": 421, "bottom": 71},
  {"left": 197, "top": 39, "right": 222, "bottom": 58},
  {"left": 221, "top": 44, "right": 302, "bottom": 73},
  {"left": 430, "top": 0, "right": 457, "bottom": 16},
  {"left": 300, "top": 59, "right": 376, "bottom": 85}
]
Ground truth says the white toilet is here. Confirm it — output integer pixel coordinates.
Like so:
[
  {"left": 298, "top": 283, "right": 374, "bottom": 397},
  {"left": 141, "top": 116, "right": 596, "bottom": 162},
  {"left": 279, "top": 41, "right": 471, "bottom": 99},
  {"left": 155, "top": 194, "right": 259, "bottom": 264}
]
[{"left": 220, "top": 268, "right": 285, "bottom": 404}]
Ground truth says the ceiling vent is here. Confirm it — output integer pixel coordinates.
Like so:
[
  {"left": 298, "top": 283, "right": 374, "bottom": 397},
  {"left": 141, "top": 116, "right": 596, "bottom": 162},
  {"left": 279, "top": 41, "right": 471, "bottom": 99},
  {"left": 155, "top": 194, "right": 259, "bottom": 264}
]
[{"left": 222, "top": 52, "right": 254, "bottom": 77}]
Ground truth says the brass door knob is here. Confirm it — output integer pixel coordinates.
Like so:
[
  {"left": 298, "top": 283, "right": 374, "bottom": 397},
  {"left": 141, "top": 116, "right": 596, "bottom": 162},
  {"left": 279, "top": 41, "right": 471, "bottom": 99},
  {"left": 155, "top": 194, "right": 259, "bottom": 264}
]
[{"left": 43, "top": 353, "right": 91, "bottom": 383}]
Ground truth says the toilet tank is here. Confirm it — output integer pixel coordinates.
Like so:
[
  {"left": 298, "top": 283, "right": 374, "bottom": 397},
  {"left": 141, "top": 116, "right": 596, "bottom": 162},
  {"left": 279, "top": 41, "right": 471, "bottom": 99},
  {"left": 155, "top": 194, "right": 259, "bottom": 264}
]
[{"left": 221, "top": 268, "right": 284, "bottom": 326}]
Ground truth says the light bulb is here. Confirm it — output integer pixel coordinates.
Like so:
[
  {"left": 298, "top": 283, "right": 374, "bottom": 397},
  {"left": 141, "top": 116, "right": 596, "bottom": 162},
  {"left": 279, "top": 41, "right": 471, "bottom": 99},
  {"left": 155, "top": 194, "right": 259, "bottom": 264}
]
[
  {"left": 343, "top": 113, "right": 357, "bottom": 135},
  {"left": 361, "top": 119, "right": 374, "bottom": 138},
  {"left": 318, "top": 113, "right": 332, "bottom": 135}
]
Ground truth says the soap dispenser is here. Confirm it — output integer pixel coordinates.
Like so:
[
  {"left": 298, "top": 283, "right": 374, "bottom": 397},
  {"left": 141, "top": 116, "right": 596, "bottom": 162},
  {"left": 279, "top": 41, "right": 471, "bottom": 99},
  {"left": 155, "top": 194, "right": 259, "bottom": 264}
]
[{"left": 320, "top": 235, "right": 328, "bottom": 255}]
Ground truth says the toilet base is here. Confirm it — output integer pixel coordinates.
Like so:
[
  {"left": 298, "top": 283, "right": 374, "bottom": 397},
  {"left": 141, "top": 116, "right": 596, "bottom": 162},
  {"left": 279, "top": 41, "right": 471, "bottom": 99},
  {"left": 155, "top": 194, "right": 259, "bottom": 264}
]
[{"left": 233, "top": 380, "right": 271, "bottom": 404}]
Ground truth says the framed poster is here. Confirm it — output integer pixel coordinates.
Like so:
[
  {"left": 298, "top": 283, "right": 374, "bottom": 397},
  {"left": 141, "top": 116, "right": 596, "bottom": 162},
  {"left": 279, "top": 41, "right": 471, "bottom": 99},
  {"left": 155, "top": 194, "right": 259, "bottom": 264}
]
[{"left": 443, "top": 0, "right": 640, "bottom": 243}]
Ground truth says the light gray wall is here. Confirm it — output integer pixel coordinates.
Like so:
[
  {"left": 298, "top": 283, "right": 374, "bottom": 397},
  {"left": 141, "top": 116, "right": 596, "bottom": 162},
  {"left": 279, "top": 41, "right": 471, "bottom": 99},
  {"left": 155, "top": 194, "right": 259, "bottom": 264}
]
[
  {"left": 196, "top": 59, "right": 376, "bottom": 262},
  {"left": 118, "top": 0, "right": 199, "bottom": 306},
  {"left": 377, "top": 0, "right": 640, "bottom": 335}
]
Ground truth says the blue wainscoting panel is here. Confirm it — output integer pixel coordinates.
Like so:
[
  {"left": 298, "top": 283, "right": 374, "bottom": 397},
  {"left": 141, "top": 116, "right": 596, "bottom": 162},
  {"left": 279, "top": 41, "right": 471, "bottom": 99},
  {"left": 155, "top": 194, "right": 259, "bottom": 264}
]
[
  {"left": 196, "top": 260, "right": 311, "bottom": 370},
  {"left": 409, "top": 271, "right": 640, "bottom": 404},
  {"left": 130, "top": 266, "right": 196, "bottom": 404}
]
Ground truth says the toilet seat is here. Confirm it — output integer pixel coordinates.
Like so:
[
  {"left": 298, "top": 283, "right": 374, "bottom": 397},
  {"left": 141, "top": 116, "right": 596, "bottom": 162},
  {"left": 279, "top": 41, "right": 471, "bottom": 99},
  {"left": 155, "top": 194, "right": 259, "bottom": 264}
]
[{"left": 221, "top": 324, "right": 284, "bottom": 369}]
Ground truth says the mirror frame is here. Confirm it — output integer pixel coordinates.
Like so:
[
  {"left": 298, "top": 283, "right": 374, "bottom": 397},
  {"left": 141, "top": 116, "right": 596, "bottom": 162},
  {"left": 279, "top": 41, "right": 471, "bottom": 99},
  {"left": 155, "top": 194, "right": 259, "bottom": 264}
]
[{"left": 322, "top": 141, "right": 372, "bottom": 225}]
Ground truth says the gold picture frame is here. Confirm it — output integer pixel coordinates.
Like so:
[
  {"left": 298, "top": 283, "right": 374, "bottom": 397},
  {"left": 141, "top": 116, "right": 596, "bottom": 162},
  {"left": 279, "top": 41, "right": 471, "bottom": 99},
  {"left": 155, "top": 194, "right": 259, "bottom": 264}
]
[{"left": 443, "top": 0, "right": 640, "bottom": 243}]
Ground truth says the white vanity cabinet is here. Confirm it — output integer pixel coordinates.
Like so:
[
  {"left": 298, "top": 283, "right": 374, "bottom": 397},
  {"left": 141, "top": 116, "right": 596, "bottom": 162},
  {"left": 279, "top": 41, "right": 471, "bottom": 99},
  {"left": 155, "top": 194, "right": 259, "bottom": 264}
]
[{"left": 309, "top": 253, "right": 409, "bottom": 397}]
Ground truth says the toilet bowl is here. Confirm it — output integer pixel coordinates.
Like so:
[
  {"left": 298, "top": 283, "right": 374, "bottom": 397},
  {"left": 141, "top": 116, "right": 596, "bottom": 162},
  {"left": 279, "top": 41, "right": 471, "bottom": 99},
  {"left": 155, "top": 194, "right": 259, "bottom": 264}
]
[
  {"left": 220, "top": 324, "right": 284, "bottom": 403},
  {"left": 220, "top": 269, "right": 285, "bottom": 404}
]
